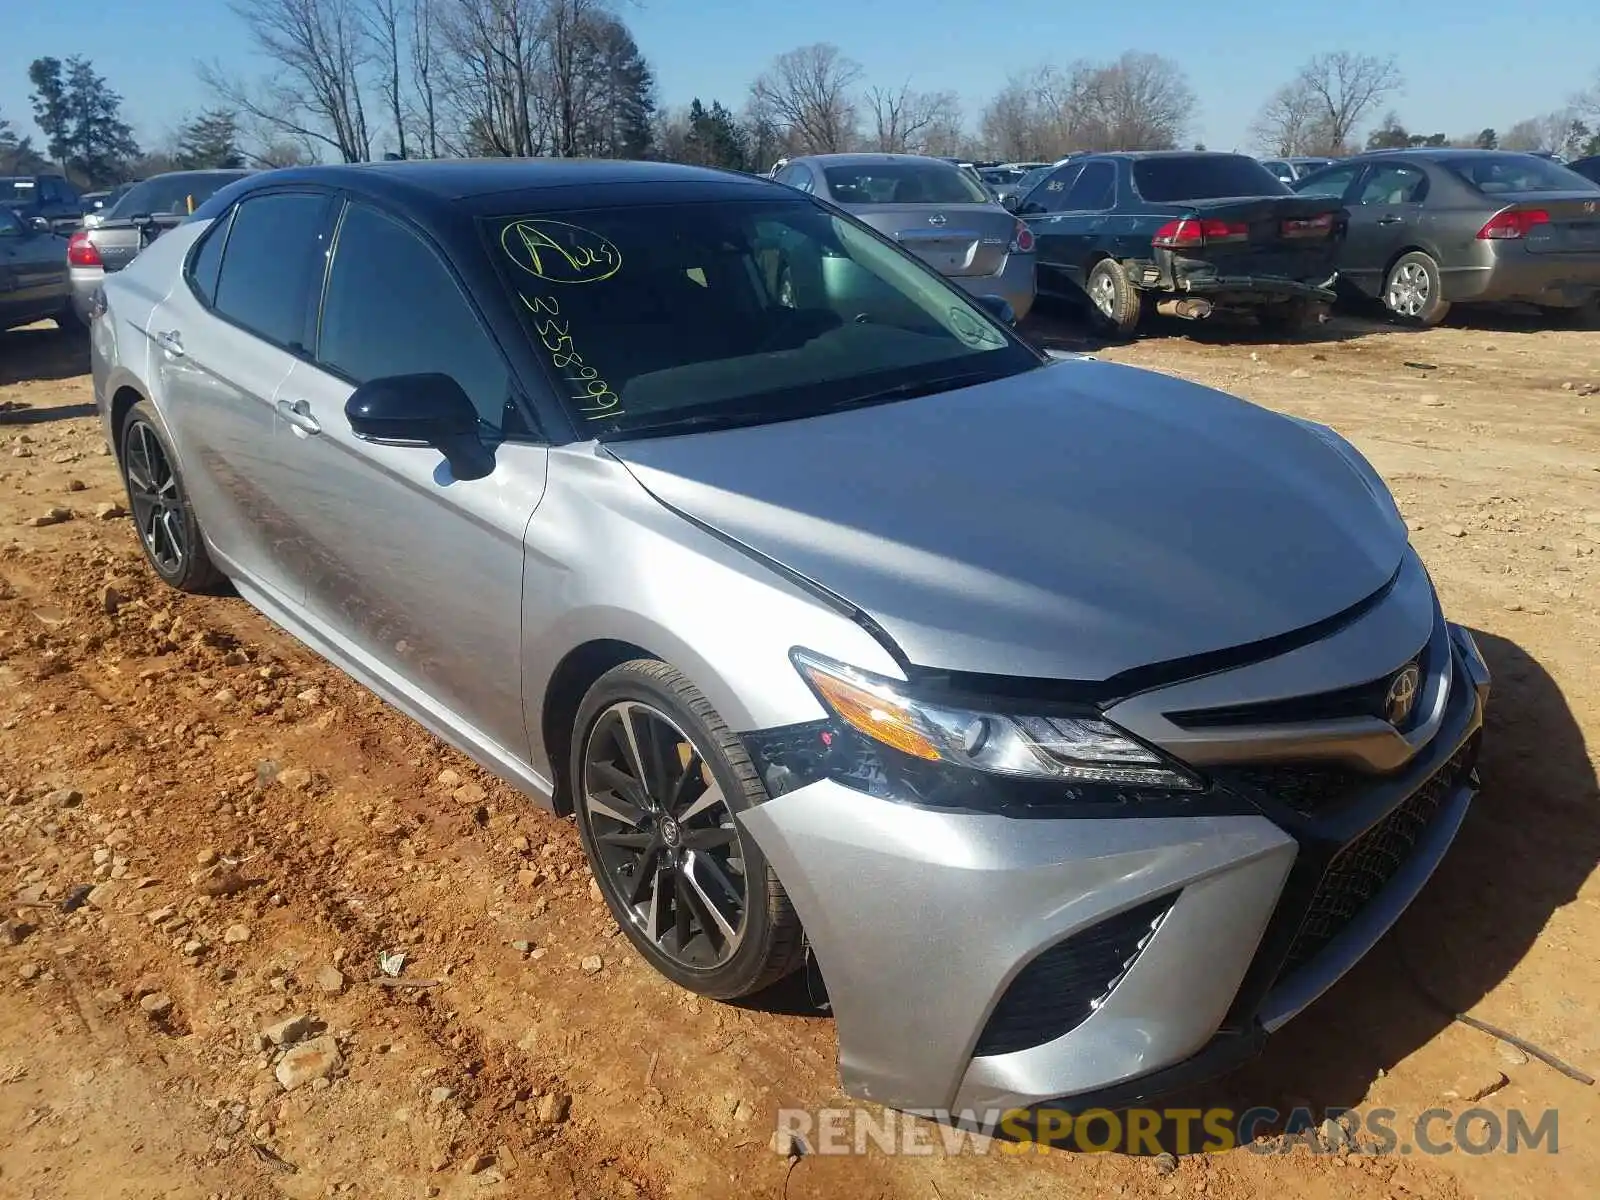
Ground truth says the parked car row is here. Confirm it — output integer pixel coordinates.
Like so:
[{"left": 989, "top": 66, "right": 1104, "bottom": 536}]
[
  {"left": 3, "top": 169, "right": 251, "bottom": 335},
  {"left": 765, "top": 147, "right": 1600, "bottom": 338}
]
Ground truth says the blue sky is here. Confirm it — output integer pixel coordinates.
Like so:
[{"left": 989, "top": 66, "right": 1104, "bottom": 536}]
[{"left": 3, "top": 1, "right": 1597, "bottom": 154}]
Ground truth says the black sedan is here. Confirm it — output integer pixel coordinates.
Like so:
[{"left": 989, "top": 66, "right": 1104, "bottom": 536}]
[
  {"left": 1567, "top": 156, "right": 1600, "bottom": 186},
  {"left": 1292, "top": 149, "right": 1600, "bottom": 327},
  {"left": 1005, "top": 152, "right": 1345, "bottom": 337}
]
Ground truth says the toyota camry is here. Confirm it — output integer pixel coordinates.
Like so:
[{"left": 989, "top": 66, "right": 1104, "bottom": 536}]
[{"left": 89, "top": 160, "right": 1489, "bottom": 1115}]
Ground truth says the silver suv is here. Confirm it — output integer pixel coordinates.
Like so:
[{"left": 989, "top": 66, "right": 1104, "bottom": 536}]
[{"left": 91, "top": 161, "right": 1489, "bottom": 1115}]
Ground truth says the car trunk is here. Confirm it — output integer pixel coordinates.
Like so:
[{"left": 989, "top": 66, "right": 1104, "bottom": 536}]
[
  {"left": 1500, "top": 193, "right": 1600, "bottom": 254},
  {"left": 845, "top": 203, "right": 1015, "bottom": 277},
  {"left": 89, "top": 216, "right": 183, "bottom": 273},
  {"left": 1161, "top": 195, "right": 1345, "bottom": 282}
]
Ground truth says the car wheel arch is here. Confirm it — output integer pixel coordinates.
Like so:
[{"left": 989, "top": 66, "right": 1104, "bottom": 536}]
[
  {"left": 539, "top": 638, "right": 662, "bottom": 816},
  {"left": 109, "top": 383, "right": 149, "bottom": 462}
]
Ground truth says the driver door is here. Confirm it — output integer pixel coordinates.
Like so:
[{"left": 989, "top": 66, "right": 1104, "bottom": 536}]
[{"left": 265, "top": 198, "right": 547, "bottom": 764}]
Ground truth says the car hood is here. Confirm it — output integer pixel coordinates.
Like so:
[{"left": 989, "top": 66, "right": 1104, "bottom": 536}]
[{"left": 607, "top": 359, "right": 1409, "bottom": 683}]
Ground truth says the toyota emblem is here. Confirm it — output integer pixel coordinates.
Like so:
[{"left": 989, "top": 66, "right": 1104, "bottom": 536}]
[{"left": 1385, "top": 663, "right": 1421, "bottom": 727}]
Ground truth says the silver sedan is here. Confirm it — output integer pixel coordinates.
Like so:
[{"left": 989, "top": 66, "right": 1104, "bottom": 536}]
[{"left": 773, "top": 153, "right": 1036, "bottom": 320}]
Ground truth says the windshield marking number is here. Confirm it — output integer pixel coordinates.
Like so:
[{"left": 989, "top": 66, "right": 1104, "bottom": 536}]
[{"left": 520, "top": 293, "right": 623, "bottom": 421}]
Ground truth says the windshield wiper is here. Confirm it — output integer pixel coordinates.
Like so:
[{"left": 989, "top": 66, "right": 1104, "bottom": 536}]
[{"left": 598, "top": 368, "right": 1022, "bottom": 442}]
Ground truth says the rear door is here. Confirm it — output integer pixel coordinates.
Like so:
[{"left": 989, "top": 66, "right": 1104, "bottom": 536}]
[
  {"left": 1037, "top": 160, "right": 1118, "bottom": 287},
  {"left": 1342, "top": 161, "right": 1430, "bottom": 287},
  {"left": 1017, "top": 161, "right": 1084, "bottom": 287},
  {"left": 266, "top": 198, "right": 546, "bottom": 763},
  {"left": 149, "top": 189, "right": 335, "bottom": 604}
]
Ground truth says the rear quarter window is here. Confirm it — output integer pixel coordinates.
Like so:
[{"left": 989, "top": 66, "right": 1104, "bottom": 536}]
[{"left": 1133, "top": 156, "right": 1292, "bottom": 201}]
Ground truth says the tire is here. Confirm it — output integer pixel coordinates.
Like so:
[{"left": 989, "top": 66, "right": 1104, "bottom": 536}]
[
  {"left": 1257, "top": 297, "right": 1326, "bottom": 338},
  {"left": 570, "top": 659, "right": 806, "bottom": 999},
  {"left": 1383, "top": 252, "right": 1450, "bottom": 328},
  {"left": 118, "top": 400, "right": 226, "bottom": 593},
  {"left": 1085, "top": 258, "right": 1144, "bottom": 337}
]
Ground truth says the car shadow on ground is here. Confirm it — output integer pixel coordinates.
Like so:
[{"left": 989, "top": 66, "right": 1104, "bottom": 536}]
[
  {"left": 1020, "top": 297, "right": 1393, "bottom": 355},
  {"left": 1145, "top": 629, "right": 1599, "bottom": 1148},
  {"left": 0, "top": 324, "right": 91, "bottom": 390}
]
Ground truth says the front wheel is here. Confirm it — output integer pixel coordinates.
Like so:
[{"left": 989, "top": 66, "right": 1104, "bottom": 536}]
[
  {"left": 1384, "top": 252, "right": 1450, "bottom": 327},
  {"left": 1085, "top": 259, "right": 1144, "bottom": 337},
  {"left": 571, "top": 659, "right": 805, "bottom": 999}
]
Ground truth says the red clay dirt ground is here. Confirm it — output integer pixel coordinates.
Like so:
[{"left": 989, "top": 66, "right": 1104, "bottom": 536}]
[{"left": 2, "top": 307, "right": 1598, "bottom": 1199}]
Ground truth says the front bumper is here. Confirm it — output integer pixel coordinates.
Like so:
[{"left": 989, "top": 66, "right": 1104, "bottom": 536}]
[{"left": 737, "top": 620, "right": 1488, "bottom": 1113}]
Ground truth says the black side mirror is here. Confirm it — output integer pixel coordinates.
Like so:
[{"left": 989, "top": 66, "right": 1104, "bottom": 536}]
[
  {"left": 1000, "top": 193, "right": 1022, "bottom": 214},
  {"left": 974, "top": 294, "right": 1016, "bottom": 327},
  {"left": 27, "top": 216, "right": 51, "bottom": 234},
  {"left": 345, "top": 373, "right": 492, "bottom": 480}
]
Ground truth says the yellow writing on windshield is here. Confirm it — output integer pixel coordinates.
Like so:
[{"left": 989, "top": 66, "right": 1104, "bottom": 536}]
[{"left": 502, "top": 219, "right": 622, "bottom": 284}]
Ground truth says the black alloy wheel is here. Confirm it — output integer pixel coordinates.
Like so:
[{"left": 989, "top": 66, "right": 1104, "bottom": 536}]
[
  {"left": 118, "top": 401, "right": 224, "bottom": 592},
  {"left": 570, "top": 659, "right": 806, "bottom": 998}
]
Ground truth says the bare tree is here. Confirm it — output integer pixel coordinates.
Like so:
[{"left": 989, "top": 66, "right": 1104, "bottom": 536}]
[
  {"left": 205, "top": 0, "right": 375, "bottom": 162},
  {"left": 866, "top": 82, "right": 960, "bottom": 154},
  {"left": 1250, "top": 79, "right": 1325, "bottom": 155},
  {"left": 438, "top": 0, "right": 548, "bottom": 156},
  {"left": 363, "top": 0, "right": 409, "bottom": 157},
  {"left": 410, "top": 0, "right": 441, "bottom": 156},
  {"left": 750, "top": 43, "right": 862, "bottom": 154},
  {"left": 1255, "top": 51, "right": 1400, "bottom": 157},
  {"left": 1080, "top": 52, "right": 1194, "bottom": 150},
  {"left": 1503, "top": 108, "right": 1591, "bottom": 156}
]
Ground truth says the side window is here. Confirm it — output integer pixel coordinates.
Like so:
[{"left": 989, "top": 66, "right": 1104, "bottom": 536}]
[
  {"left": 790, "top": 165, "right": 815, "bottom": 194},
  {"left": 213, "top": 192, "right": 332, "bottom": 350},
  {"left": 318, "top": 202, "right": 512, "bottom": 431},
  {"left": 185, "top": 208, "right": 234, "bottom": 307},
  {"left": 1356, "top": 164, "right": 1428, "bottom": 205},
  {"left": 1060, "top": 161, "right": 1116, "bottom": 210},
  {"left": 1022, "top": 163, "right": 1083, "bottom": 214},
  {"left": 0, "top": 208, "right": 20, "bottom": 238},
  {"left": 1293, "top": 164, "right": 1360, "bottom": 200},
  {"left": 772, "top": 165, "right": 796, "bottom": 186}
]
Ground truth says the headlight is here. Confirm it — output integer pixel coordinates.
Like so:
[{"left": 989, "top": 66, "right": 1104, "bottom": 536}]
[{"left": 791, "top": 649, "right": 1200, "bottom": 791}]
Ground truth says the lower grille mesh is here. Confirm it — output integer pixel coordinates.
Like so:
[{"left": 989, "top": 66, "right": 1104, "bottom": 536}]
[
  {"left": 973, "top": 894, "right": 1177, "bottom": 1057},
  {"left": 1278, "top": 735, "right": 1480, "bottom": 979}
]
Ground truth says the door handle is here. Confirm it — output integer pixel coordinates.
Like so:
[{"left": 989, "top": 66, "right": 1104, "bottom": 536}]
[
  {"left": 154, "top": 329, "right": 184, "bottom": 357},
  {"left": 1376, "top": 215, "right": 1405, "bottom": 226},
  {"left": 276, "top": 398, "right": 322, "bottom": 436}
]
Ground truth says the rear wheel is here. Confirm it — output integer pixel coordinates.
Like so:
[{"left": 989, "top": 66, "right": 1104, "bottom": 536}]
[
  {"left": 1085, "top": 259, "right": 1144, "bottom": 337},
  {"left": 1383, "top": 252, "right": 1450, "bottom": 327},
  {"left": 118, "top": 401, "right": 225, "bottom": 593},
  {"left": 571, "top": 659, "right": 805, "bottom": 999}
]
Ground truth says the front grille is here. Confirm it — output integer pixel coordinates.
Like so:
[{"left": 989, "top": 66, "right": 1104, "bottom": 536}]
[
  {"left": 1213, "top": 761, "right": 1370, "bottom": 816},
  {"left": 973, "top": 894, "right": 1176, "bottom": 1057},
  {"left": 1277, "top": 734, "right": 1479, "bottom": 979}
]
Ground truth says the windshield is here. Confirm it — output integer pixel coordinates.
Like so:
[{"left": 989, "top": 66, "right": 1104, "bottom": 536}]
[
  {"left": 109, "top": 172, "right": 248, "bottom": 219},
  {"left": 487, "top": 199, "right": 1038, "bottom": 440},
  {"left": 1013, "top": 166, "right": 1054, "bottom": 198},
  {"left": 1442, "top": 153, "right": 1600, "bottom": 195},
  {"left": 1133, "top": 155, "right": 1292, "bottom": 201},
  {"left": 0, "top": 178, "right": 39, "bottom": 205},
  {"left": 822, "top": 162, "right": 991, "bottom": 205}
]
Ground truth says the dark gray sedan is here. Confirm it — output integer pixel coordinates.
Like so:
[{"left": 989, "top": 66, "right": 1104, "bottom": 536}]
[
  {"left": 773, "top": 153, "right": 1036, "bottom": 320},
  {"left": 0, "top": 203, "right": 74, "bottom": 333},
  {"left": 1292, "top": 149, "right": 1600, "bottom": 327}
]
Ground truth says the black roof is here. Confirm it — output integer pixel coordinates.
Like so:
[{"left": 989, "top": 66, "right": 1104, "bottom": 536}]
[{"left": 236, "top": 158, "right": 775, "bottom": 207}]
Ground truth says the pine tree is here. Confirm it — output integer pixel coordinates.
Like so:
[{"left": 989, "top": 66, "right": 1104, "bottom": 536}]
[
  {"left": 27, "top": 56, "right": 140, "bottom": 185},
  {"left": 176, "top": 110, "right": 245, "bottom": 170},
  {"left": 685, "top": 99, "right": 748, "bottom": 170},
  {"left": 0, "top": 108, "right": 48, "bottom": 174}
]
